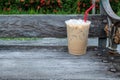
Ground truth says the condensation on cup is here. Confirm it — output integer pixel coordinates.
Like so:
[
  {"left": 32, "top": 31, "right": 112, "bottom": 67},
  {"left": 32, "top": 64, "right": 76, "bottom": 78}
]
[{"left": 65, "top": 19, "right": 91, "bottom": 55}]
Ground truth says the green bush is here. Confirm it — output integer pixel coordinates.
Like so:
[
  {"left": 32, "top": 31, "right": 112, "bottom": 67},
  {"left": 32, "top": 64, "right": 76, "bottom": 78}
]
[
  {"left": 110, "top": 0, "right": 120, "bottom": 16},
  {"left": 0, "top": 0, "right": 119, "bottom": 15}
]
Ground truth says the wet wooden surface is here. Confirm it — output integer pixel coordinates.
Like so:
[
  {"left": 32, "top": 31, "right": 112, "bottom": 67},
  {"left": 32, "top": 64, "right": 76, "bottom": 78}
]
[{"left": 0, "top": 48, "right": 119, "bottom": 80}]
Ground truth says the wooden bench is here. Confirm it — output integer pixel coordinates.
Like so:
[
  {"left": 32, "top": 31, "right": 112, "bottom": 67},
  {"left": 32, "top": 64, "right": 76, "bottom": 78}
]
[
  {"left": 0, "top": 1, "right": 120, "bottom": 79},
  {"left": 0, "top": 15, "right": 107, "bottom": 47},
  {"left": 0, "top": 0, "right": 119, "bottom": 51}
]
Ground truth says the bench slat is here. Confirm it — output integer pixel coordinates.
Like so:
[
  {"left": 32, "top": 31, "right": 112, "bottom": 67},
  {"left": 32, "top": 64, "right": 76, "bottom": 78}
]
[{"left": 0, "top": 15, "right": 107, "bottom": 38}]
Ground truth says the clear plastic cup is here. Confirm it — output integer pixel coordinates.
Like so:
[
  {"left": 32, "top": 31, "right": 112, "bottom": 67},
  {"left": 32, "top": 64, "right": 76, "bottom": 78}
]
[{"left": 65, "top": 19, "right": 91, "bottom": 55}]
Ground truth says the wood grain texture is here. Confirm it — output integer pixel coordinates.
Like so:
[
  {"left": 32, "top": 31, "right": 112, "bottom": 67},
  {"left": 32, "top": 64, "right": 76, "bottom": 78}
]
[
  {"left": 0, "top": 49, "right": 119, "bottom": 80},
  {"left": 0, "top": 15, "right": 107, "bottom": 38},
  {"left": 0, "top": 38, "right": 98, "bottom": 51}
]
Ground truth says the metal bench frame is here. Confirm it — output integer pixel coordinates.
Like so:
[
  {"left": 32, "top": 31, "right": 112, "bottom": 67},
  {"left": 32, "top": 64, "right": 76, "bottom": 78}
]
[{"left": 100, "top": 0, "right": 120, "bottom": 52}]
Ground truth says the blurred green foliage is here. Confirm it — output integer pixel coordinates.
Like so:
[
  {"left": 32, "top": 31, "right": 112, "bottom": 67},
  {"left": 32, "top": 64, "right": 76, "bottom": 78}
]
[{"left": 0, "top": 0, "right": 119, "bottom": 15}]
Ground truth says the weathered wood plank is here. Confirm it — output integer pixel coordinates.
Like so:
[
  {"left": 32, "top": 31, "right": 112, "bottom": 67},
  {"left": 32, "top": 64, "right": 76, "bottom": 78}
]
[
  {"left": 0, "top": 49, "right": 119, "bottom": 80},
  {"left": 0, "top": 15, "right": 107, "bottom": 38},
  {"left": 0, "top": 38, "right": 98, "bottom": 51}
]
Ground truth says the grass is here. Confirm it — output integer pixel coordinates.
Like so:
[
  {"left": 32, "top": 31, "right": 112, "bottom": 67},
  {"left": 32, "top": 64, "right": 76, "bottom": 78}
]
[
  {"left": 118, "top": 13, "right": 120, "bottom": 16},
  {"left": 0, "top": 38, "right": 39, "bottom": 41},
  {"left": 0, "top": 9, "right": 81, "bottom": 15},
  {"left": 0, "top": 6, "right": 119, "bottom": 15}
]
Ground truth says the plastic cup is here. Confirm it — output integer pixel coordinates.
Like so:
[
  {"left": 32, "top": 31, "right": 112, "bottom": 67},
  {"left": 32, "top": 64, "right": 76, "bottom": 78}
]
[{"left": 65, "top": 19, "right": 91, "bottom": 55}]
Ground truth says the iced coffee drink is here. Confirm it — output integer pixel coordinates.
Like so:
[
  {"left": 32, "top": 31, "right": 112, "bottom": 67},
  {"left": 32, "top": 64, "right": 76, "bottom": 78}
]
[{"left": 65, "top": 19, "right": 91, "bottom": 55}]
